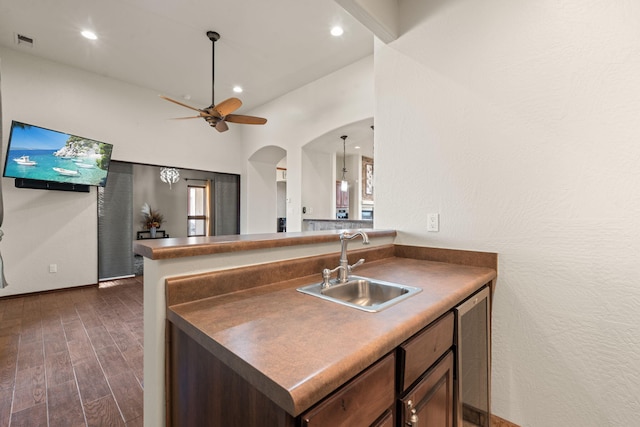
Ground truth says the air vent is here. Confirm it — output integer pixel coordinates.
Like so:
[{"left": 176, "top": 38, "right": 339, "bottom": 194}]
[{"left": 14, "top": 33, "right": 34, "bottom": 48}]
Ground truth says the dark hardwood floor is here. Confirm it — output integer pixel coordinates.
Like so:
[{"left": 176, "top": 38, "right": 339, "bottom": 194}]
[{"left": 0, "top": 277, "right": 143, "bottom": 427}]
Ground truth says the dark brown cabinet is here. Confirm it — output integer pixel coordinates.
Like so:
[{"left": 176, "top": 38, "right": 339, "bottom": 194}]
[
  {"left": 300, "top": 353, "right": 395, "bottom": 427},
  {"left": 371, "top": 409, "right": 394, "bottom": 427},
  {"left": 400, "top": 351, "right": 455, "bottom": 427}
]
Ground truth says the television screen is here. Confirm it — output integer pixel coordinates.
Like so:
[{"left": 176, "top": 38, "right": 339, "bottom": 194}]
[{"left": 3, "top": 121, "right": 113, "bottom": 187}]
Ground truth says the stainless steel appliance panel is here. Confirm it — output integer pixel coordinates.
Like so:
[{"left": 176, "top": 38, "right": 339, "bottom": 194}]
[{"left": 455, "top": 286, "right": 491, "bottom": 427}]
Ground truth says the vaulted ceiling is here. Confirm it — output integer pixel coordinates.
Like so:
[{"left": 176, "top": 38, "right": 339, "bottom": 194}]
[{"left": 0, "top": 0, "right": 374, "bottom": 112}]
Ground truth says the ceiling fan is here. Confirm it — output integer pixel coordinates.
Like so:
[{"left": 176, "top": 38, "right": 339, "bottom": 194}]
[{"left": 160, "top": 31, "right": 267, "bottom": 133}]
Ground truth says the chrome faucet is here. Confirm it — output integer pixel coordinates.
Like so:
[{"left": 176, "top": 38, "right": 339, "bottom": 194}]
[{"left": 322, "top": 230, "right": 370, "bottom": 288}]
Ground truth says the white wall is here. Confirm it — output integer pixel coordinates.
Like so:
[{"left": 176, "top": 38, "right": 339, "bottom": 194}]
[
  {"left": 0, "top": 47, "right": 243, "bottom": 296},
  {"left": 241, "top": 55, "right": 374, "bottom": 232},
  {"left": 276, "top": 181, "right": 286, "bottom": 219},
  {"left": 375, "top": 0, "right": 640, "bottom": 425},
  {"left": 302, "top": 148, "right": 334, "bottom": 219},
  {"left": 245, "top": 159, "right": 278, "bottom": 234}
]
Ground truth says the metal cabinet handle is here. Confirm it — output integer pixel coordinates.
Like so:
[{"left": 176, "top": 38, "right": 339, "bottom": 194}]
[{"left": 407, "top": 400, "right": 419, "bottom": 427}]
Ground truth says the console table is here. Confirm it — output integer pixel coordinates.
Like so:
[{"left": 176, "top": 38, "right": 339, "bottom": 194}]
[{"left": 137, "top": 230, "right": 169, "bottom": 239}]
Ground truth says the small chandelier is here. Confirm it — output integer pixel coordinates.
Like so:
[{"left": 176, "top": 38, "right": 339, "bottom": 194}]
[
  {"left": 160, "top": 167, "right": 180, "bottom": 189},
  {"left": 340, "top": 135, "right": 348, "bottom": 192}
]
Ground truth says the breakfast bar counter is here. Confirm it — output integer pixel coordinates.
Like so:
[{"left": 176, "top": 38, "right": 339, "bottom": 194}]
[{"left": 133, "top": 229, "right": 395, "bottom": 260}]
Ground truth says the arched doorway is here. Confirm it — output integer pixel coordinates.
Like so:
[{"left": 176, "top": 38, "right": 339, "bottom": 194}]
[
  {"left": 246, "top": 145, "right": 287, "bottom": 233},
  {"left": 301, "top": 118, "right": 374, "bottom": 224}
]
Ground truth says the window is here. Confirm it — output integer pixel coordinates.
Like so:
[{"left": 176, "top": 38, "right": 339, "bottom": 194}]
[{"left": 187, "top": 185, "right": 207, "bottom": 236}]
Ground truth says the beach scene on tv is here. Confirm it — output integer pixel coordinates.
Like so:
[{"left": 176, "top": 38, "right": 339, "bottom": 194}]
[{"left": 4, "top": 122, "right": 113, "bottom": 187}]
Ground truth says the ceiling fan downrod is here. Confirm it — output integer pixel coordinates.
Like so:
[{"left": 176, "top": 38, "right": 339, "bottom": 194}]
[
  {"left": 159, "top": 29, "right": 266, "bottom": 133},
  {"left": 206, "top": 31, "right": 220, "bottom": 107}
]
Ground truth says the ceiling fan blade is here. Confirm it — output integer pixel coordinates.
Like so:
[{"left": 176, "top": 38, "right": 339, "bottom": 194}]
[
  {"left": 170, "top": 116, "right": 204, "bottom": 120},
  {"left": 225, "top": 114, "right": 268, "bottom": 125},
  {"left": 214, "top": 97, "right": 242, "bottom": 116},
  {"left": 215, "top": 120, "right": 229, "bottom": 132},
  {"left": 159, "top": 95, "right": 205, "bottom": 113}
]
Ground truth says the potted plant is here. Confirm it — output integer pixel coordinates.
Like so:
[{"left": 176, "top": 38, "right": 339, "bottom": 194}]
[{"left": 141, "top": 203, "right": 164, "bottom": 237}]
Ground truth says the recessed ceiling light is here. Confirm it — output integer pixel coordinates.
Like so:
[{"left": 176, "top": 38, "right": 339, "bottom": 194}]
[
  {"left": 330, "top": 26, "right": 344, "bottom": 37},
  {"left": 354, "top": 146, "right": 361, "bottom": 149},
  {"left": 81, "top": 30, "right": 97, "bottom": 40},
  {"left": 233, "top": 86, "right": 243, "bottom": 93}
]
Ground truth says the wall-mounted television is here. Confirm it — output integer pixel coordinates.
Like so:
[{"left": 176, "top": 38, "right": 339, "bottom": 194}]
[{"left": 3, "top": 121, "right": 114, "bottom": 191}]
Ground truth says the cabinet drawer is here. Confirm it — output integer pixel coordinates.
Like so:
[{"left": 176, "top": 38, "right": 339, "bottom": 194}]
[
  {"left": 301, "top": 352, "right": 395, "bottom": 427},
  {"left": 398, "top": 312, "right": 454, "bottom": 391}
]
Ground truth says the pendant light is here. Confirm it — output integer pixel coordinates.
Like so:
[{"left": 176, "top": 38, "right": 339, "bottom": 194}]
[
  {"left": 340, "top": 135, "right": 348, "bottom": 192},
  {"left": 160, "top": 167, "right": 180, "bottom": 189}
]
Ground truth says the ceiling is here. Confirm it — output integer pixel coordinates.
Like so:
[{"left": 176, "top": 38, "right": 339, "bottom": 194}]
[
  {"left": 0, "top": 0, "right": 373, "bottom": 113},
  {"left": 0, "top": 0, "right": 376, "bottom": 158}
]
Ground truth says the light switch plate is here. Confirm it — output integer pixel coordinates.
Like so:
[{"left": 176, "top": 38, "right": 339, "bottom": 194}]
[{"left": 427, "top": 213, "right": 439, "bottom": 232}]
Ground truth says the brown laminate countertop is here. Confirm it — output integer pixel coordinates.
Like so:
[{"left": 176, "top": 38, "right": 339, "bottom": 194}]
[
  {"left": 167, "top": 255, "right": 496, "bottom": 417},
  {"left": 133, "top": 229, "right": 395, "bottom": 260}
]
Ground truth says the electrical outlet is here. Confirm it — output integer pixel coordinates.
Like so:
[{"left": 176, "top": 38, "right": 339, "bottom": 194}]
[
  {"left": 49, "top": 264, "right": 57, "bottom": 273},
  {"left": 427, "top": 213, "right": 439, "bottom": 232}
]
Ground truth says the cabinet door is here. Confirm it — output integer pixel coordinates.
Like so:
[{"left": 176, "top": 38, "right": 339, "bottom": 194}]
[
  {"left": 400, "top": 351, "right": 454, "bottom": 427},
  {"left": 371, "top": 409, "right": 394, "bottom": 427}
]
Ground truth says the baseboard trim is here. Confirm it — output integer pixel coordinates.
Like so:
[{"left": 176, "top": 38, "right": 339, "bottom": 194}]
[
  {"left": 492, "top": 414, "right": 520, "bottom": 427},
  {"left": 0, "top": 282, "right": 98, "bottom": 300},
  {"left": 0, "top": 276, "right": 142, "bottom": 300}
]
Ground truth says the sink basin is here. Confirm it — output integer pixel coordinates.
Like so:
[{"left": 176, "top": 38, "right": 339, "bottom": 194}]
[{"left": 297, "top": 276, "right": 422, "bottom": 312}]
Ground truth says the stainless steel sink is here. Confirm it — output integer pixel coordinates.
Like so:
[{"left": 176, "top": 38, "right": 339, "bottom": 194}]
[{"left": 297, "top": 276, "right": 422, "bottom": 312}]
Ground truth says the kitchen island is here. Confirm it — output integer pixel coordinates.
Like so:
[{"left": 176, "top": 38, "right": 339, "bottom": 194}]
[
  {"left": 134, "top": 230, "right": 496, "bottom": 426},
  {"left": 302, "top": 218, "right": 373, "bottom": 231}
]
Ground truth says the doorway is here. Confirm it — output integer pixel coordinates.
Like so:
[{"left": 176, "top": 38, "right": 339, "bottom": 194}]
[{"left": 97, "top": 161, "right": 240, "bottom": 281}]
